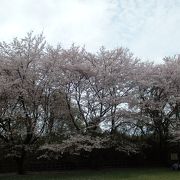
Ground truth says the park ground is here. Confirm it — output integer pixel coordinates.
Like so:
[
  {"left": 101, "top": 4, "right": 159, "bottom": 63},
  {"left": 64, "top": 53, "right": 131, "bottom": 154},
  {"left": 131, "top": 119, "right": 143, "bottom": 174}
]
[{"left": 0, "top": 168, "right": 180, "bottom": 180}]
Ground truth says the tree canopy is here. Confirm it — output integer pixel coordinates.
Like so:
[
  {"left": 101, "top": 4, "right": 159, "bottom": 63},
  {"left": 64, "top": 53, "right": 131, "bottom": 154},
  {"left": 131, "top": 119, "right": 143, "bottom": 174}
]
[{"left": 0, "top": 33, "right": 180, "bottom": 174}]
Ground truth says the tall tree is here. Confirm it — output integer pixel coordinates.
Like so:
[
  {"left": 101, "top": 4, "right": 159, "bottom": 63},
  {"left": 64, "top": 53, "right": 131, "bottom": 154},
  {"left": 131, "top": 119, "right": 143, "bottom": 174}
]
[{"left": 0, "top": 32, "right": 51, "bottom": 174}]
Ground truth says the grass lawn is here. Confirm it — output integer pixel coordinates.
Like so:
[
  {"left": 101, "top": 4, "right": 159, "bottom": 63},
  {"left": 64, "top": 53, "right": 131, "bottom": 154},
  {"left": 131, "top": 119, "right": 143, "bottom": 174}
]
[{"left": 0, "top": 168, "right": 180, "bottom": 180}]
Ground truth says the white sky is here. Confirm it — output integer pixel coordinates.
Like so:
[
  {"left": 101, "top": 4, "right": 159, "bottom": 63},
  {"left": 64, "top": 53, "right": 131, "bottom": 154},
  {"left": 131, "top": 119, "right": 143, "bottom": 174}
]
[{"left": 0, "top": 0, "right": 180, "bottom": 63}]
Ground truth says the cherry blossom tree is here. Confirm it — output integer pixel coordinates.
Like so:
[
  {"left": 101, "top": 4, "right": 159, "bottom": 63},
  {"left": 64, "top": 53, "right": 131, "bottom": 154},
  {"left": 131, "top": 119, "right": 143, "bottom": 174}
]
[
  {"left": 38, "top": 46, "right": 141, "bottom": 161},
  {"left": 52, "top": 46, "right": 140, "bottom": 134},
  {"left": 0, "top": 32, "right": 56, "bottom": 174},
  {"left": 2, "top": 32, "right": 180, "bottom": 173},
  {"left": 133, "top": 57, "right": 180, "bottom": 161}
]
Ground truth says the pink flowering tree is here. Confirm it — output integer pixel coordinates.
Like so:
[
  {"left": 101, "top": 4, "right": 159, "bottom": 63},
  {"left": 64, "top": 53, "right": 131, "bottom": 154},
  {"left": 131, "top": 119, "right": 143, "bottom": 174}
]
[{"left": 0, "top": 32, "right": 59, "bottom": 174}]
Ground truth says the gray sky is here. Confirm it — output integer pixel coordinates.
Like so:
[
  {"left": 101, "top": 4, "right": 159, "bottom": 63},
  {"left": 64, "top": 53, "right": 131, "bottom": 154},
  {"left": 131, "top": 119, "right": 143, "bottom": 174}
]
[{"left": 0, "top": 0, "right": 180, "bottom": 63}]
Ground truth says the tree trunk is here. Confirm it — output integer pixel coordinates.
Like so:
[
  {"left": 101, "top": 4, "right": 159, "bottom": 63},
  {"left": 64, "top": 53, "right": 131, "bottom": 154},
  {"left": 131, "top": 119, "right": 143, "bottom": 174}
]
[{"left": 16, "top": 148, "right": 26, "bottom": 175}]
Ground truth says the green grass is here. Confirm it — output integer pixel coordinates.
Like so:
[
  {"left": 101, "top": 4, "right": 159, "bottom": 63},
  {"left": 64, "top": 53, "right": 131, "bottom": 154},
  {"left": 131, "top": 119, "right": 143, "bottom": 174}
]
[{"left": 0, "top": 168, "right": 180, "bottom": 180}]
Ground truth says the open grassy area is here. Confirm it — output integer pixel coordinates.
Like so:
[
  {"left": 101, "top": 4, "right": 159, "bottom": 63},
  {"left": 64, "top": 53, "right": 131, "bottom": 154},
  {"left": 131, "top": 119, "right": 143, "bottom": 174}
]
[{"left": 0, "top": 168, "right": 180, "bottom": 180}]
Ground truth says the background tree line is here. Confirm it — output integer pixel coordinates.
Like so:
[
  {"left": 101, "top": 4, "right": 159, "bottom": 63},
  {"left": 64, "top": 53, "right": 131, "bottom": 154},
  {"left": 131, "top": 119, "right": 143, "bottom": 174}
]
[{"left": 0, "top": 33, "right": 180, "bottom": 174}]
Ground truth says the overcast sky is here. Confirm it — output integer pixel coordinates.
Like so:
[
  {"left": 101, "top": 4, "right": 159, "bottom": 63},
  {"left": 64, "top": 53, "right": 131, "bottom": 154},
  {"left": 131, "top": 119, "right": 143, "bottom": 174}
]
[{"left": 0, "top": 0, "right": 180, "bottom": 63}]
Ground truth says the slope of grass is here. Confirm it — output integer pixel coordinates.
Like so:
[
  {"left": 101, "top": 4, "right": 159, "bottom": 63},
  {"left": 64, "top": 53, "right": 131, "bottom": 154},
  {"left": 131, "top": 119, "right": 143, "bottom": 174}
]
[{"left": 0, "top": 168, "right": 180, "bottom": 180}]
